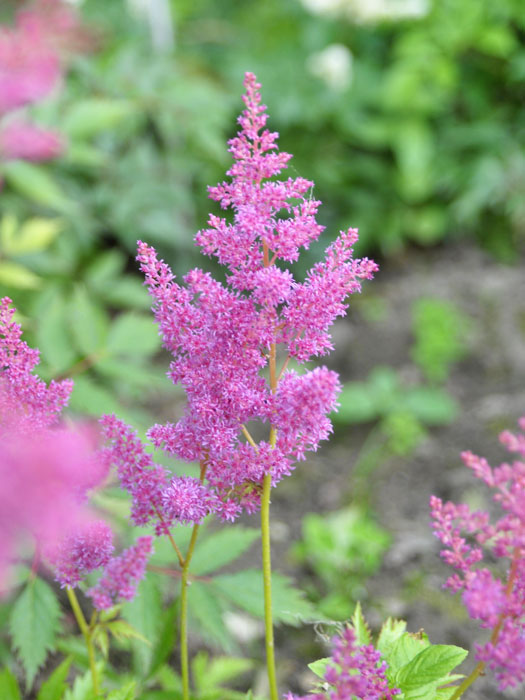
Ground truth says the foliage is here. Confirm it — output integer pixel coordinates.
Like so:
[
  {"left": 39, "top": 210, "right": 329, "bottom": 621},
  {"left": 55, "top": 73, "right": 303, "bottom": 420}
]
[{"left": 292, "top": 507, "right": 391, "bottom": 619}]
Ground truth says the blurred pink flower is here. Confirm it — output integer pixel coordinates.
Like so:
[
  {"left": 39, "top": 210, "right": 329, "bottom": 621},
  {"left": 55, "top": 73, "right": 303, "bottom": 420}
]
[
  {"left": 0, "top": 121, "right": 62, "bottom": 161},
  {"left": 0, "top": 297, "right": 109, "bottom": 590}
]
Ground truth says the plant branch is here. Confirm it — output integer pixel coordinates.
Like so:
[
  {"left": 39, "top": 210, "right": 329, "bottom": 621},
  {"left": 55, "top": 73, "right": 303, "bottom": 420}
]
[{"left": 66, "top": 587, "right": 100, "bottom": 697}]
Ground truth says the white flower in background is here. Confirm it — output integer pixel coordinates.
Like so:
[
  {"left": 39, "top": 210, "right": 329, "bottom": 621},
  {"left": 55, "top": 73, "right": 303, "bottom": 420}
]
[
  {"left": 127, "top": 0, "right": 174, "bottom": 51},
  {"left": 307, "top": 44, "right": 353, "bottom": 91},
  {"left": 300, "top": 0, "right": 430, "bottom": 22}
]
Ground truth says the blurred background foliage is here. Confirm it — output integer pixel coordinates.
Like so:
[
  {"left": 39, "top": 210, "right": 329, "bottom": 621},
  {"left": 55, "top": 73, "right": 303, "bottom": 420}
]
[{"left": 1, "top": 0, "right": 524, "bottom": 425}]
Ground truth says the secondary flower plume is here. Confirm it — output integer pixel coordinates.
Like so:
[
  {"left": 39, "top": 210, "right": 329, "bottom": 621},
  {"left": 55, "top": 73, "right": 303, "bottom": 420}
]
[
  {"left": 431, "top": 416, "right": 525, "bottom": 689},
  {"left": 102, "top": 72, "right": 376, "bottom": 528},
  {"left": 287, "top": 626, "right": 400, "bottom": 700},
  {"left": 0, "top": 297, "right": 109, "bottom": 588}
]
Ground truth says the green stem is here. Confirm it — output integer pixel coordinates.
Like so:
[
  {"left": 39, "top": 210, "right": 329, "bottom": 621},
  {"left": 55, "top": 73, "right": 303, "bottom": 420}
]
[
  {"left": 66, "top": 587, "right": 100, "bottom": 697},
  {"left": 180, "top": 522, "right": 201, "bottom": 700},
  {"left": 261, "top": 469, "right": 278, "bottom": 700},
  {"left": 180, "top": 458, "right": 207, "bottom": 700}
]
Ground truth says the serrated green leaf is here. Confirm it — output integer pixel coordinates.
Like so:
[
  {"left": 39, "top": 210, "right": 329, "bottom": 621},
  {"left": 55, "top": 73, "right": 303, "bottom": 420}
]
[
  {"left": 190, "top": 527, "right": 259, "bottom": 576},
  {"left": 212, "top": 570, "right": 316, "bottom": 626},
  {"left": 388, "top": 632, "right": 430, "bottom": 674},
  {"left": 4, "top": 218, "right": 62, "bottom": 255},
  {"left": 188, "top": 581, "right": 232, "bottom": 652},
  {"left": 63, "top": 665, "right": 100, "bottom": 700},
  {"left": 62, "top": 99, "right": 137, "bottom": 139},
  {"left": 0, "top": 261, "right": 41, "bottom": 289},
  {"left": 107, "top": 313, "right": 160, "bottom": 357},
  {"left": 121, "top": 575, "right": 162, "bottom": 676},
  {"left": 69, "top": 287, "right": 108, "bottom": 356},
  {"left": 308, "top": 658, "right": 330, "bottom": 680},
  {"left": 106, "top": 620, "right": 151, "bottom": 645},
  {"left": 37, "top": 656, "right": 72, "bottom": 700},
  {"left": 351, "top": 602, "right": 372, "bottom": 646},
  {"left": 92, "top": 626, "right": 109, "bottom": 660},
  {"left": 395, "top": 645, "right": 468, "bottom": 692},
  {"left": 106, "top": 681, "right": 137, "bottom": 700},
  {"left": 9, "top": 578, "right": 61, "bottom": 689},
  {"left": 377, "top": 618, "right": 407, "bottom": 658},
  {"left": 0, "top": 667, "right": 21, "bottom": 700},
  {"left": 2, "top": 161, "right": 73, "bottom": 212}
]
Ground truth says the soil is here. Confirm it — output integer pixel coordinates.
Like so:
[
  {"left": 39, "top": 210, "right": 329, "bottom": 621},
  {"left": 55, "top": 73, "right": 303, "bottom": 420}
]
[{"left": 266, "top": 240, "right": 525, "bottom": 699}]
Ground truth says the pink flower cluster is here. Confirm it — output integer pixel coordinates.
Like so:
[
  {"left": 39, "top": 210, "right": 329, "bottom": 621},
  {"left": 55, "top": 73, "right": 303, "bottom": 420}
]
[
  {"left": 0, "top": 0, "right": 85, "bottom": 164},
  {"left": 287, "top": 627, "right": 399, "bottom": 700},
  {"left": 87, "top": 536, "right": 154, "bottom": 610},
  {"left": 102, "top": 73, "right": 376, "bottom": 529},
  {"left": 0, "top": 297, "right": 107, "bottom": 588},
  {"left": 430, "top": 416, "right": 525, "bottom": 689},
  {"left": 0, "top": 297, "right": 152, "bottom": 603}
]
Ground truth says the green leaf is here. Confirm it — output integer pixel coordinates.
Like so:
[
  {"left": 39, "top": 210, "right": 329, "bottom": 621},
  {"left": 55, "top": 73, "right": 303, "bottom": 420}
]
[
  {"left": 63, "top": 665, "right": 100, "bottom": 700},
  {"left": 199, "top": 656, "right": 253, "bottom": 691},
  {"left": 402, "top": 387, "right": 458, "bottom": 425},
  {"left": 106, "top": 681, "right": 137, "bottom": 700},
  {"left": 0, "top": 261, "right": 41, "bottom": 289},
  {"left": 107, "top": 313, "right": 160, "bottom": 357},
  {"left": 388, "top": 632, "right": 430, "bottom": 674},
  {"left": 106, "top": 620, "right": 151, "bottom": 645},
  {"left": 187, "top": 581, "right": 232, "bottom": 652},
  {"left": 92, "top": 626, "right": 109, "bottom": 660},
  {"left": 9, "top": 578, "right": 61, "bottom": 689},
  {"left": 190, "top": 527, "right": 259, "bottom": 576},
  {"left": 37, "top": 657, "right": 72, "bottom": 700},
  {"left": 69, "top": 287, "right": 108, "bottom": 356},
  {"left": 0, "top": 667, "right": 21, "bottom": 700},
  {"left": 212, "top": 570, "right": 316, "bottom": 626},
  {"left": 121, "top": 575, "right": 162, "bottom": 676},
  {"left": 68, "top": 375, "right": 123, "bottom": 417},
  {"left": 2, "top": 161, "right": 73, "bottom": 212},
  {"left": 149, "top": 603, "right": 178, "bottom": 677},
  {"left": 3, "top": 218, "right": 62, "bottom": 255},
  {"left": 308, "top": 658, "right": 330, "bottom": 680},
  {"left": 395, "top": 645, "right": 468, "bottom": 693},
  {"left": 62, "top": 99, "right": 137, "bottom": 140},
  {"left": 351, "top": 602, "right": 372, "bottom": 646},
  {"left": 377, "top": 618, "right": 407, "bottom": 658},
  {"left": 36, "top": 290, "right": 76, "bottom": 373},
  {"left": 334, "top": 382, "right": 378, "bottom": 424}
]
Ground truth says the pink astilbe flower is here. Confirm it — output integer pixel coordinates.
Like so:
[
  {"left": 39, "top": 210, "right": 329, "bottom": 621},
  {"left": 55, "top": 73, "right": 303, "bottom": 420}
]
[
  {"left": 0, "top": 1, "right": 88, "bottom": 167},
  {"left": 99, "top": 414, "right": 169, "bottom": 530},
  {"left": 87, "top": 536, "right": 154, "bottom": 610},
  {"left": 0, "top": 296, "right": 72, "bottom": 430},
  {"left": 0, "top": 121, "right": 62, "bottom": 161},
  {"left": 126, "top": 73, "right": 377, "bottom": 524},
  {"left": 162, "top": 476, "right": 217, "bottom": 526},
  {"left": 0, "top": 296, "right": 110, "bottom": 589},
  {"left": 431, "top": 416, "right": 525, "bottom": 689},
  {"left": 287, "top": 627, "right": 400, "bottom": 700},
  {"left": 52, "top": 520, "right": 114, "bottom": 588}
]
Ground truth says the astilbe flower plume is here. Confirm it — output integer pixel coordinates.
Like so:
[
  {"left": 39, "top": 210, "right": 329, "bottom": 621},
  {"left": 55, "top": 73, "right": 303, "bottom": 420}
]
[
  {"left": 0, "top": 297, "right": 110, "bottom": 588},
  {"left": 430, "top": 416, "right": 525, "bottom": 689},
  {"left": 287, "top": 626, "right": 400, "bottom": 700},
  {"left": 0, "top": 0, "right": 88, "bottom": 165},
  {"left": 101, "top": 72, "right": 377, "bottom": 530},
  {"left": 87, "top": 536, "right": 154, "bottom": 610}
]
